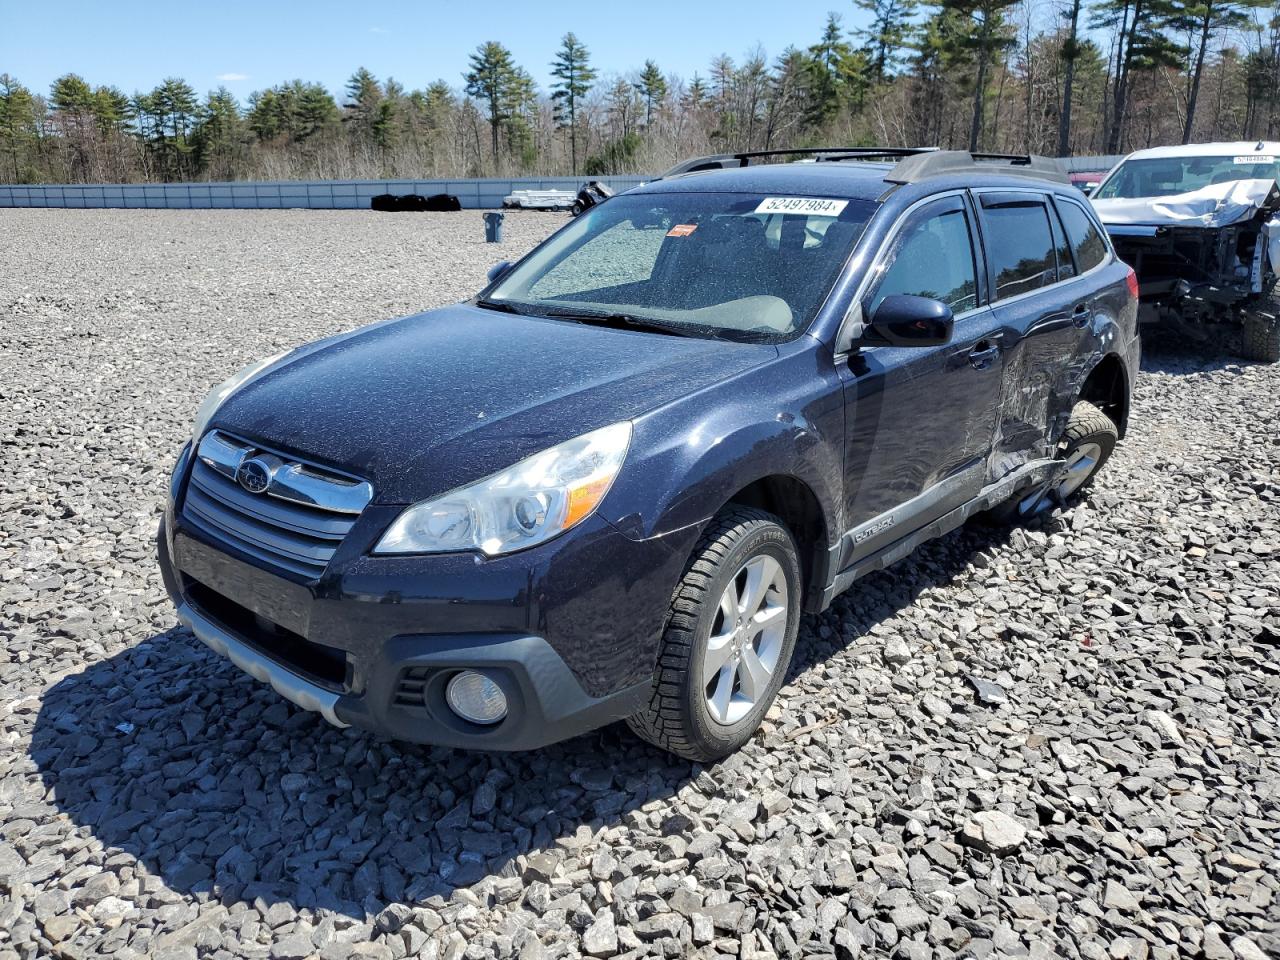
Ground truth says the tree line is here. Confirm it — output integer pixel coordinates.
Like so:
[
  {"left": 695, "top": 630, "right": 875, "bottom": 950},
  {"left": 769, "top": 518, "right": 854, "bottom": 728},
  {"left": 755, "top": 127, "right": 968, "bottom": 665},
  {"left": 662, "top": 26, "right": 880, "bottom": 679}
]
[{"left": 2, "top": 0, "right": 1279, "bottom": 185}]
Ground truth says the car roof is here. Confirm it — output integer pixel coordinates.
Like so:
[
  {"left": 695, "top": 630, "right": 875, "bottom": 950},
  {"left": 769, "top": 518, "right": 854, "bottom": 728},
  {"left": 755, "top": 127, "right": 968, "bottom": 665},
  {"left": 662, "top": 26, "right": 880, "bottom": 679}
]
[
  {"left": 627, "top": 161, "right": 1069, "bottom": 202},
  {"left": 1120, "top": 141, "right": 1280, "bottom": 161},
  {"left": 629, "top": 162, "right": 895, "bottom": 201}
]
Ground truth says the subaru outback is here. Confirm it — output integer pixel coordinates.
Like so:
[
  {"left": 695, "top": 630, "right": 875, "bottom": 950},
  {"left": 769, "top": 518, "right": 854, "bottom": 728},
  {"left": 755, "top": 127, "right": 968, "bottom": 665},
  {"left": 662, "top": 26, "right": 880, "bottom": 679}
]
[{"left": 158, "top": 148, "right": 1139, "bottom": 761}]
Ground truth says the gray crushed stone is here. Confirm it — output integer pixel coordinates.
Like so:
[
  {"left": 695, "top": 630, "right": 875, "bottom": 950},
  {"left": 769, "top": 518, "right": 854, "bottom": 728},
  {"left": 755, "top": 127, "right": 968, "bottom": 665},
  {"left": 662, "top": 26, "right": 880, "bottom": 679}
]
[{"left": 0, "top": 209, "right": 1277, "bottom": 960}]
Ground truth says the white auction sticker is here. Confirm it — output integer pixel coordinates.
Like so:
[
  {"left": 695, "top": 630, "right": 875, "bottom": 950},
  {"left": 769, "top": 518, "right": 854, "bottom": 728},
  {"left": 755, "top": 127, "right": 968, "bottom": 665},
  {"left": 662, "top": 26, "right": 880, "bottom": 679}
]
[
  {"left": 754, "top": 196, "right": 849, "bottom": 216},
  {"left": 1233, "top": 155, "right": 1276, "bottom": 164}
]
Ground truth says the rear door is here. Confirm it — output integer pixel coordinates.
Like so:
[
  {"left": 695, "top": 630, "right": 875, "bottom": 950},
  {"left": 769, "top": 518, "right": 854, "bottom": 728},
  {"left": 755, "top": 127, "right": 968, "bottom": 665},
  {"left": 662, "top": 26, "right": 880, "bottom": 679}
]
[
  {"left": 839, "top": 193, "right": 1003, "bottom": 558},
  {"left": 977, "top": 191, "right": 1091, "bottom": 474}
]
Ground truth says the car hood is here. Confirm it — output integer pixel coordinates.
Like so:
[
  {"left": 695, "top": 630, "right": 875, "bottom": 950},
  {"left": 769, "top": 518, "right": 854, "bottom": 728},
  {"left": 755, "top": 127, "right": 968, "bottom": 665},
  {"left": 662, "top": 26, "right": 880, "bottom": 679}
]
[
  {"left": 212, "top": 303, "right": 778, "bottom": 504},
  {"left": 1092, "top": 178, "right": 1280, "bottom": 229}
]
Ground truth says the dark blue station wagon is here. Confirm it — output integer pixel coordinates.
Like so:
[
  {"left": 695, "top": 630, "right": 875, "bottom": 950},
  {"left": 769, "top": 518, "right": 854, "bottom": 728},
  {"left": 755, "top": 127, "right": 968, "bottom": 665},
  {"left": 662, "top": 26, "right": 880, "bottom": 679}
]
[{"left": 159, "top": 148, "right": 1140, "bottom": 760}]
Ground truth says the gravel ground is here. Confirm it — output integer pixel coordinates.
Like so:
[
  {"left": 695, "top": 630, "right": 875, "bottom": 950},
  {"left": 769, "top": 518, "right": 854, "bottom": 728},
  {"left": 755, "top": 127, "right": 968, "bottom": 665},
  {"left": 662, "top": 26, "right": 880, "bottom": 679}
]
[{"left": 1, "top": 209, "right": 1278, "bottom": 960}]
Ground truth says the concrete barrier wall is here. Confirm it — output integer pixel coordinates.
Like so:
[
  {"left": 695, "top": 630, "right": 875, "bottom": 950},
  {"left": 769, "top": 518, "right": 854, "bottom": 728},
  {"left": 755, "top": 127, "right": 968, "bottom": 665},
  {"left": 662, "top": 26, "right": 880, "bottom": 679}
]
[
  {"left": 0, "top": 176, "right": 649, "bottom": 210},
  {"left": 0, "top": 158, "right": 1122, "bottom": 209}
]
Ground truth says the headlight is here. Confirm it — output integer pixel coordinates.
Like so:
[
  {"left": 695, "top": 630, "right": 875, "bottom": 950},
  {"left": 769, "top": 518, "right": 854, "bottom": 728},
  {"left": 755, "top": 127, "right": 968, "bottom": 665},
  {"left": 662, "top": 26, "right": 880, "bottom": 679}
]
[
  {"left": 192, "top": 350, "right": 290, "bottom": 441},
  {"left": 375, "top": 422, "right": 632, "bottom": 556}
]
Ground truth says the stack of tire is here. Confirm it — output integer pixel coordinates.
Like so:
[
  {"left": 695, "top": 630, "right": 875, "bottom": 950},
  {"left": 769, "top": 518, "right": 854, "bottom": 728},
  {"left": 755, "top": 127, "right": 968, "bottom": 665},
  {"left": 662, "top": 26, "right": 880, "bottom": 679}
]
[{"left": 371, "top": 193, "right": 462, "bottom": 212}]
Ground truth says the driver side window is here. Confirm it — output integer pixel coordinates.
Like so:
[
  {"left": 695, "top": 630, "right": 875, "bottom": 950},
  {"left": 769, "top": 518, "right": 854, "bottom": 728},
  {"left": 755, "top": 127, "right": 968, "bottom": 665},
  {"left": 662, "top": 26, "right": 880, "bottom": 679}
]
[{"left": 869, "top": 205, "right": 978, "bottom": 315}]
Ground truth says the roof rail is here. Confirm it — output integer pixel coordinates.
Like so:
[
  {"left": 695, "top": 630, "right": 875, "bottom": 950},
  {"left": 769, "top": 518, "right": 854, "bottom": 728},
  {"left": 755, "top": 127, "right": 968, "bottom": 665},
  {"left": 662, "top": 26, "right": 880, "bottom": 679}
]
[
  {"left": 659, "top": 146, "right": 939, "bottom": 179},
  {"left": 884, "top": 150, "right": 1068, "bottom": 185}
]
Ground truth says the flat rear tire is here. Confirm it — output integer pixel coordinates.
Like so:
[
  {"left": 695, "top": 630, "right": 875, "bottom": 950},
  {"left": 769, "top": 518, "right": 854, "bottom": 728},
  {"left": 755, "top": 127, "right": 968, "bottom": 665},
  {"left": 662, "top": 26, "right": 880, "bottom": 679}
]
[{"left": 985, "top": 401, "right": 1118, "bottom": 524}]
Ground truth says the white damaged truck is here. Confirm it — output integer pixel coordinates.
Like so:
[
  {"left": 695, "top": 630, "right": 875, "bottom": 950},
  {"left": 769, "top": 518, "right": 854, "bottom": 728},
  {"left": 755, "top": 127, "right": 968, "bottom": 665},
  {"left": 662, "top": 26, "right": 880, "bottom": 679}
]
[{"left": 1090, "top": 141, "right": 1280, "bottom": 362}]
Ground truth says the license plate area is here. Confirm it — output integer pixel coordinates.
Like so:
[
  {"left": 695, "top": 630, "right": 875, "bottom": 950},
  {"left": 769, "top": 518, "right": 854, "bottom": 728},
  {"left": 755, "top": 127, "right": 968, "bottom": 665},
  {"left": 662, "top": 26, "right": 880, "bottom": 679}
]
[{"left": 174, "top": 530, "right": 312, "bottom": 636}]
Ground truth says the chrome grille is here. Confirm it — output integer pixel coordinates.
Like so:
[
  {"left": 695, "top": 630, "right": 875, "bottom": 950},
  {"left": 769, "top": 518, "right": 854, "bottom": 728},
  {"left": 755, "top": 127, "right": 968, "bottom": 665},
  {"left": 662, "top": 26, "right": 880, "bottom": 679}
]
[{"left": 181, "top": 431, "right": 373, "bottom": 579}]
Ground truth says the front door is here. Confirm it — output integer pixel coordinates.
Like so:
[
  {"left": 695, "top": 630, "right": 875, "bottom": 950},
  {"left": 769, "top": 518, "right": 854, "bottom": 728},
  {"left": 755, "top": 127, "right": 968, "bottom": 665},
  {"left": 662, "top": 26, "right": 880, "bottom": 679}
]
[{"left": 839, "top": 194, "right": 1004, "bottom": 561}]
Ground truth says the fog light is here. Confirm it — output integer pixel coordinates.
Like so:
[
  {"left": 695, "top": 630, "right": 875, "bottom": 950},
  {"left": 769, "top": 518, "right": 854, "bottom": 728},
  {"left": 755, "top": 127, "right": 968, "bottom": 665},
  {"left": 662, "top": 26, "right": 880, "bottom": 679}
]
[{"left": 445, "top": 671, "right": 508, "bottom": 725}]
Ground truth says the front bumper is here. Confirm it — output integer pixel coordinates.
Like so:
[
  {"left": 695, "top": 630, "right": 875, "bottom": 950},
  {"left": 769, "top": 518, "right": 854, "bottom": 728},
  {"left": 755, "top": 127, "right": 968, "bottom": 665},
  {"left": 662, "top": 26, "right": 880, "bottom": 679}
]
[{"left": 158, "top": 448, "right": 695, "bottom": 750}]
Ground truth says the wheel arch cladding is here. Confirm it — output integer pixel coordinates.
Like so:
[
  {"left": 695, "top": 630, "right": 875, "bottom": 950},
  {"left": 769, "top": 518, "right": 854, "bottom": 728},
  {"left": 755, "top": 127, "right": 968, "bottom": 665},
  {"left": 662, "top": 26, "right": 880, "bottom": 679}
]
[
  {"left": 724, "top": 474, "right": 831, "bottom": 612},
  {"left": 1077, "top": 353, "right": 1130, "bottom": 438}
]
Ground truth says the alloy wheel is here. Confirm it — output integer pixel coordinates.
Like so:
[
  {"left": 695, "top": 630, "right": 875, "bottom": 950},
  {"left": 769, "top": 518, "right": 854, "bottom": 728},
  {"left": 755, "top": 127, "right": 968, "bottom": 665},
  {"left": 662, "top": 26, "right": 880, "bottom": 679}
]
[
  {"left": 1017, "top": 441, "right": 1103, "bottom": 517},
  {"left": 702, "top": 553, "right": 789, "bottom": 726}
]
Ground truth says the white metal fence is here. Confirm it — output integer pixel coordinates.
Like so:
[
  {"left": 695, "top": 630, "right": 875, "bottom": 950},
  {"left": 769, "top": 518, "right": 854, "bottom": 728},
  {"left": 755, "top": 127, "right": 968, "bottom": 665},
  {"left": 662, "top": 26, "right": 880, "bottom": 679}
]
[
  {"left": 0, "top": 176, "right": 648, "bottom": 210},
  {"left": 0, "top": 158, "right": 1121, "bottom": 210}
]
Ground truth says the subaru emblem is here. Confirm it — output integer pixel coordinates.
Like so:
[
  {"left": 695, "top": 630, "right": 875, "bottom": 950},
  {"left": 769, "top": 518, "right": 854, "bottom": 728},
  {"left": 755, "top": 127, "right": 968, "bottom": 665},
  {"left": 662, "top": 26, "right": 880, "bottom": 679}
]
[{"left": 236, "top": 457, "right": 272, "bottom": 494}]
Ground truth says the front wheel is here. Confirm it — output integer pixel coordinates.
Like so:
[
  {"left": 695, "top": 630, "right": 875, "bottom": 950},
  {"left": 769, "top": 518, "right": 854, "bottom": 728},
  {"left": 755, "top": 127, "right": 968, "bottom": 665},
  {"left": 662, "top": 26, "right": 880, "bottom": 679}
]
[
  {"left": 1240, "top": 312, "right": 1280, "bottom": 363},
  {"left": 628, "top": 507, "right": 802, "bottom": 761},
  {"left": 985, "top": 400, "right": 1118, "bottom": 524}
]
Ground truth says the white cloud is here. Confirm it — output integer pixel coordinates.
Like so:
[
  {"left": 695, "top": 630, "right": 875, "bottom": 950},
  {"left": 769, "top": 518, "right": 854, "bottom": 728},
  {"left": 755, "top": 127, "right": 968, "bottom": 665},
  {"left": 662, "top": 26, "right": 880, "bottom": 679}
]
[
  {"left": 369, "top": 26, "right": 389, "bottom": 33},
  {"left": 216, "top": 72, "right": 249, "bottom": 82}
]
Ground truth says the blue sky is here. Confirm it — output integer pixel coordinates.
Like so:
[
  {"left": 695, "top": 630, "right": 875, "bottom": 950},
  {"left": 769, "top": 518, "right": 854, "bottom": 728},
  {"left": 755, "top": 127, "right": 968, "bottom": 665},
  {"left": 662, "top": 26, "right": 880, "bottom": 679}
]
[{"left": 2, "top": 0, "right": 877, "bottom": 102}]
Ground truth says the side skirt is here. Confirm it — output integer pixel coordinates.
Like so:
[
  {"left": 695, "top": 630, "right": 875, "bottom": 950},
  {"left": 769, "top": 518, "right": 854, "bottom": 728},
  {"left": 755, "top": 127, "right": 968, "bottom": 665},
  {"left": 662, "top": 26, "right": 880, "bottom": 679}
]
[{"left": 816, "top": 456, "right": 1060, "bottom": 611}]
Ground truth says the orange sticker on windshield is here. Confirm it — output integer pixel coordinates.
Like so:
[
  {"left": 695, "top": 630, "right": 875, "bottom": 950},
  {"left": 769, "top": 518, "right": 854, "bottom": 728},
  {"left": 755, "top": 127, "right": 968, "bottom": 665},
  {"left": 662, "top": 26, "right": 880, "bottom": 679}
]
[{"left": 667, "top": 223, "right": 698, "bottom": 237}]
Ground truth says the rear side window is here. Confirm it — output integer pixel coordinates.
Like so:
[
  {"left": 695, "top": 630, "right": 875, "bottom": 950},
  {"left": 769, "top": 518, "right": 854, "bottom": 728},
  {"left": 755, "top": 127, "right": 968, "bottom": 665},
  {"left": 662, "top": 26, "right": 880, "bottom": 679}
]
[
  {"left": 982, "top": 200, "right": 1056, "bottom": 300},
  {"left": 1057, "top": 200, "right": 1109, "bottom": 273}
]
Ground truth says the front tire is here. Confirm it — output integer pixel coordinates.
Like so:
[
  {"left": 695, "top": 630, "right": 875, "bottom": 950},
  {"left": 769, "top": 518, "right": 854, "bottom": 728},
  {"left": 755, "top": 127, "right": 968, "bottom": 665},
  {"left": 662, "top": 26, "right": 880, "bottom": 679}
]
[
  {"left": 628, "top": 507, "right": 802, "bottom": 762},
  {"left": 1240, "top": 312, "right": 1280, "bottom": 363},
  {"left": 986, "top": 400, "right": 1118, "bottom": 524}
]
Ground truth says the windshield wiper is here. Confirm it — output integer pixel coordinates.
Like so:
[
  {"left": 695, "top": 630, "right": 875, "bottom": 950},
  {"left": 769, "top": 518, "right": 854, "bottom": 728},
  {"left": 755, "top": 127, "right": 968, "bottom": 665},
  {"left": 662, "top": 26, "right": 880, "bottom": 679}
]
[
  {"left": 474, "top": 298, "right": 529, "bottom": 315},
  {"left": 544, "top": 308, "right": 701, "bottom": 338}
]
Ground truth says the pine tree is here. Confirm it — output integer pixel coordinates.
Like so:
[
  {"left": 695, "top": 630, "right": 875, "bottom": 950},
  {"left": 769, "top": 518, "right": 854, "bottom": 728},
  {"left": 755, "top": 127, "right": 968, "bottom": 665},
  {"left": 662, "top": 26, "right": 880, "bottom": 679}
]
[
  {"left": 855, "top": 0, "right": 919, "bottom": 81},
  {"left": 421, "top": 80, "right": 456, "bottom": 138},
  {"left": 1168, "top": 0, "right": 1270, "bottom": 142},
  {"left": 51, "top": 74, "right": 100, "bottom": 179},
  {"left": 135, "top": 78, "right": 199, "bottom": 180},
  {"left": 550, "top": 32, "right": 596, "bottom": 175},
  {"left": 683, "top": 74, "right": 709, "bottom": 109},
  {"left": 193, "top": 87, "right": 246, "bottom": 179},
  {"left": 635, "top": 60, "right": 668, "bottom": 126},
  {"left": 92, "top": 86, "right": 132, "bottom": 136},
  {"left": 294, "top": 82, "right": 340, "bottom": 141},
  {"left": 804, "top": 13, "right": 865, "bottom": 127},
  {"left": 504, "top": 67, "right": 538, "bottom": 166},
  {"left": 1058, "top": 0, "right": 1084, "bottom": 155},
  {"left": 763, "top": 48, "right": 809, "bottom": 147},
  {"left": 709, "top": 55, "right": 737, "bottom": 140},
  {"left": 344, "top": 67, "right": 384, "bottom": 147},
  {"left": 464, "top": 41, "right": 520, "bottom": 166},
  {"left": 0, "top": 74, "right": 38, "bottom": 182},
  {"left": 1092, "top": 0, "right": 1183, "bottom": 152},
  {"left": 939, "top": 0, "right": 1021, "bottom": 150}
]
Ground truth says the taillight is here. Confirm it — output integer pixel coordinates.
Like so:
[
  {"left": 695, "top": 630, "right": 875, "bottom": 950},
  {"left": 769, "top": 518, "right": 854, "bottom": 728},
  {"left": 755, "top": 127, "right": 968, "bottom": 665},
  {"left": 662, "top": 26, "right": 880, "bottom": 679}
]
[{"left": 1124, "top": 268, "right": 1139, "bottom": 300}]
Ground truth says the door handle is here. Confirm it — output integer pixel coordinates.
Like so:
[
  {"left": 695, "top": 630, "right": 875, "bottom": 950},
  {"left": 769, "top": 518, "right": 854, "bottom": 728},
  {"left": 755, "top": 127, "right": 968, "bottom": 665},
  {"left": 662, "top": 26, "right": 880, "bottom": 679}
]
[
  {"left": 968, "top": 340, "right": 1000, "bottom": 369},
  {"left": 1071, "top": 303, "right": 1092, "bottom": 328}
]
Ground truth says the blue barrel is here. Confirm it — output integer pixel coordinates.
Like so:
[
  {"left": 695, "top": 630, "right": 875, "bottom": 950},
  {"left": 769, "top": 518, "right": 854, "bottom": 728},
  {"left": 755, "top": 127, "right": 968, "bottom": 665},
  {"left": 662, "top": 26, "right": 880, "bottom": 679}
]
[{"left": 483, "top": 211, "right": 504, "bottom": 243}]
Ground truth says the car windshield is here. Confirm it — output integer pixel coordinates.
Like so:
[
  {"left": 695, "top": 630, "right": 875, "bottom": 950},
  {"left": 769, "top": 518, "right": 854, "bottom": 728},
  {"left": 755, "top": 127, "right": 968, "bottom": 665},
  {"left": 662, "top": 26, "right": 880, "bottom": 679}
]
[
  {"left": 1093, "top": 153, "right": 1280, "bottom": 199},
  {"left": 483, "top": 191, "right": 876, "bottom": 341}
]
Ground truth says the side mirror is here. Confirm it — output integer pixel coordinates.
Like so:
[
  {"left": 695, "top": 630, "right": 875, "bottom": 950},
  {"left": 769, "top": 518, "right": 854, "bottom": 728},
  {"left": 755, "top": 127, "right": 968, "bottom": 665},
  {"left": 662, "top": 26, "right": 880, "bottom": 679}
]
[
  {"left": 1079, "top": 182, "right": 1099, "bottom": 196},
  {"left": 486, "top": 260, "right": 512, "bottom": 284},
  {"left": 865, "top": 295, "right": 953, "bottom": 347}
]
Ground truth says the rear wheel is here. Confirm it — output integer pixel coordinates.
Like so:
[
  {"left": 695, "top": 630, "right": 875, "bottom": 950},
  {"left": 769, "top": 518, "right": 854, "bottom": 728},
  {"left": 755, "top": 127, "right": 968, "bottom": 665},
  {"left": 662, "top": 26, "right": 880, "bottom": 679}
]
[
  {"left": 986, "top": 401, "right": 1117, "bottom": 524},
  {"left": 628, "top": 507, "right": 801, "bottom": 761},
  {"left": 1240, "top": 312, "right": 1280, "bottom": 363}
]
